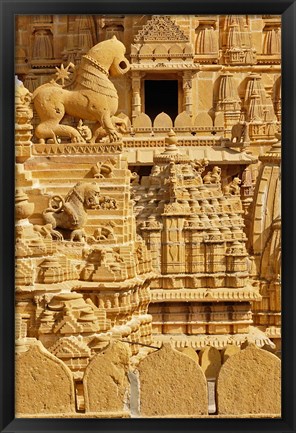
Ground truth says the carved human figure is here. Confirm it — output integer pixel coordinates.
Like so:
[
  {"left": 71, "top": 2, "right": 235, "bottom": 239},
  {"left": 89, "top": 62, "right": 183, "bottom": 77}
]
[{"left": 32, "top": 36, "right": 130, "bottom": 144}]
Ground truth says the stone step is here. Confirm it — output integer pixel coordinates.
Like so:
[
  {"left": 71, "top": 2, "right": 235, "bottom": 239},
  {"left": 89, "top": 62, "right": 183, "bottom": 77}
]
[
  {"left": 31, "top": 169, "right": 90, "bottom": 179},
  {"left": 39, "top": 186, "right": 127, "bottom": 201}
]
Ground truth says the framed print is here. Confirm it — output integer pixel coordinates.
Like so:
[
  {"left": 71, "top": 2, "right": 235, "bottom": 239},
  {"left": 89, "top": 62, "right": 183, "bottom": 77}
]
[{"left": 1, "top": 1, "right": 295, "bottom": 432}]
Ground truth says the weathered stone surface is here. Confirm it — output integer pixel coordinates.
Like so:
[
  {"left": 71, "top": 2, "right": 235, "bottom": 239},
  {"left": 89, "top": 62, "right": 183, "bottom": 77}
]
[
  {"left": 15, "top": 341, "right": 75, "bottom": 415},
  {"left": 199, "top": 346, "right": 221, "bottom": 379},
  {"left": 137, "top": 343, "right": 208, "bottom": 416},
  {"left": 222, "top": 345, "right": 240, "bottom": 363},
  {"left": 83, "top": 341, "right": 130, "bottom": 413},
  {"left": 216, "top": 344, "right": 281, "bottom": 415}
]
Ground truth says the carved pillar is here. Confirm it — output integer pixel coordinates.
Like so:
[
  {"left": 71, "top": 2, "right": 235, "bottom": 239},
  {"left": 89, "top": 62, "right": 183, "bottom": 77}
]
[
  {"left": 205, "top": 232, "right": 225, "bottom": 275},
  {"left": 273, "top": 77, "right": 281, "bottom": 123},
  {"left": 182, "top": 71, "right": 193, "bottom": 116},
  {"left": 225, "top": 241, "right": 249, "bottom": 291},
  {"left": 15, "top": 78, "right": 33, "bottom": 162},
  {"left": 162, "top": 216, "right": 186, "bottom": 274},
  {"left": 241, "top": 166, "right": 255, "bottom": 240},
  {"left": 131, "top": 71, "right": 142, "bottom": 123},
  {"left": 184, "top": 217, "right": 205, "bottom": 274},
  {"left": 243, "top": 74, "right": 268, "bottom": 131},
  {"left": 140, "top": 220, "right": 162, "bottom": 274}
]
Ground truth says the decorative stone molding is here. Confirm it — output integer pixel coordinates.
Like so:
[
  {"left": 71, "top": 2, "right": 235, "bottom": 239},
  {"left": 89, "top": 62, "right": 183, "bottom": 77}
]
[{"left": 134, "top": 16, "right": 189, "bottom": 43}]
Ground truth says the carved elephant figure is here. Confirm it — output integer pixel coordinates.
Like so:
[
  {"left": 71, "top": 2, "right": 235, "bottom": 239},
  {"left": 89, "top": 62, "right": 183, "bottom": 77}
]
[
  {"left": 231, "top": 122, "right": 247, "bottom": 144},
  {"left": 42, "top": 182, "right": 101, "bottom": 240}
]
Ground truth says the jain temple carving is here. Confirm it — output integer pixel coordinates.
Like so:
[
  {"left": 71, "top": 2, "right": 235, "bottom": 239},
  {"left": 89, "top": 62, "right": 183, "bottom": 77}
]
[{"left": 15, "top": 14, "right": 281, "bottom": 418}]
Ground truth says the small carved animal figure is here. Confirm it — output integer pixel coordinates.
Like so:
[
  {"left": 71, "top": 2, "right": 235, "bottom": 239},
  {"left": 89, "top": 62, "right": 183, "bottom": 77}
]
[
  {"left": 32, "top": 36, "right": 130, "bottom": 144},
  {"left": 70, "top": 229, "right": 87, "bottom": 242},
  {"left": 43, "top": 182, "right": 101, "bottom": 240},
  {"left": 203, "top": 166, "right": 221, "bottom": 184},
  {"left": 91, "top": 160, "right": 116, "bottom": 178},
  {"left": 77, "top": 119, "right": 92, "bottom": 142},
  {"left": 223, "top": 177, "right": 242, "bottom": 195},
  {"left": 231, "top": 122, "right": 247, "bottom": 144}
]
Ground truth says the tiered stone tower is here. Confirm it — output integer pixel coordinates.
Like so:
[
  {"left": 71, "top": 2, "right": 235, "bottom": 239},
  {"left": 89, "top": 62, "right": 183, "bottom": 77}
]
[{"left": 134, "top": 131, "right": 262, "bottom": 349}]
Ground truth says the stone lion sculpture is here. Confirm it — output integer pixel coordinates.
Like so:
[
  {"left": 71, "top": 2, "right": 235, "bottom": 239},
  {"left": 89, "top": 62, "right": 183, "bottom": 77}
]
[
  {"left": 203, "top": 166, "right": 221, "bottom": 184},
  {"left": 43, "top": 182, "right": 101, "bottom": 241},
  {"left": 32, "top": 36, "right": 130, "bottom": 144}
]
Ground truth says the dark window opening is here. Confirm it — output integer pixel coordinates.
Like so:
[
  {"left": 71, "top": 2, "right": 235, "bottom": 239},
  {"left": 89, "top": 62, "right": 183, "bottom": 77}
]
[
  {"left": 129, "top": 165, "right": 153, "bottom": 180},
  {"left": 144, "top": 80, "right": 178, "bottom": 122}
]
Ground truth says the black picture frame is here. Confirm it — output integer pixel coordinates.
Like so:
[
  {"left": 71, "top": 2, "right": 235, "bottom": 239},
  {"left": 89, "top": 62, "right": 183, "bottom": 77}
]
[{"left": 1, "top": 1, "right": 295, "bottom": 432}]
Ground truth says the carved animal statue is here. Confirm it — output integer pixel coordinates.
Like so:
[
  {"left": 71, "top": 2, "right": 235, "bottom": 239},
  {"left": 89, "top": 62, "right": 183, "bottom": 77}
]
[
  {"left": 223, "top": 177, "right": 242, "bottom": 195},
  {"left": 231, "top": 122, "right": 247, "bottom": 144},
  {"left": 43, "top": 182, "right": 101, "bottom": 240},
  {"left": 32, "top": 36, "right": 130, "bottom": 144},
  {"left": 91, "top": 160, "right": 116, "bottom": 178}
]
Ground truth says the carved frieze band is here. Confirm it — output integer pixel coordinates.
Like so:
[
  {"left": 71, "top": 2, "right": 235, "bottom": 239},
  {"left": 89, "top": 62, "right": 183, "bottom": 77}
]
[{"left": 32, "top": 142, "right": 123, "bottom": 155}]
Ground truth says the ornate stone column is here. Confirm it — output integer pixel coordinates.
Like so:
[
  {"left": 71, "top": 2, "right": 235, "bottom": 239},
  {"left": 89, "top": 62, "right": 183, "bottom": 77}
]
[
  {"left": 182, "top": 71, "right": 193, "bottom": 116},
  {"left": 273, "top": 77, "right": 281, "bottom": 123},
  {"left": 15, "top": 78, "right": 33, "bottom": 162},
  {"left": 216, "top": 72, "right": 241, "bottom": 137},
  {"left": 131, "top": 71, "right": 142, "bottom": 123}
]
